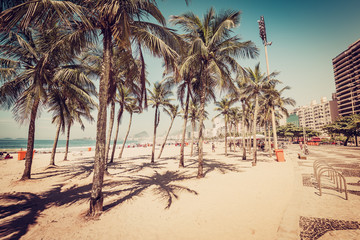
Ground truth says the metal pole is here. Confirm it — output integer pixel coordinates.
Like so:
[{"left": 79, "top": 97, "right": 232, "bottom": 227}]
[
  {"left": 264, "top": 43, "right": 270, "bottom": 80},
  {"left": 258, "top": 16, "right": 277, "bottom": 150}
]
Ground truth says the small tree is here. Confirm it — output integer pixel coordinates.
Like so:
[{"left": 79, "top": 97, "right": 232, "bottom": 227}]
[
  {"left": 214, "top": 97, "right": 237, "bottom": 156},
  {"left": 148, "top": 82, "right": 173, "bottom": 163},
  {"left": 158, "top": 104, "right": 179, "bottom": 159}
]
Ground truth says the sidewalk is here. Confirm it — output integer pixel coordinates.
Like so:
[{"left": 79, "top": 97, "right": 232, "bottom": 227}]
[{"left": 278, "top": 144, "right": 360, "bottom": 240}]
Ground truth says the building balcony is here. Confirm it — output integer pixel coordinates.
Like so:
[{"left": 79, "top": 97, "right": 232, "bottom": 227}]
[
  {"left": 334, "top": 66, "right": 352, "bottom": 78},
  {"left": 333, "top": 62, "right": 351, "bottom": 73},
  {"left": 333, "top": 54, "right": 350, "bottom": 66},
  {"left": 353, "top": 56, "right": 360, "bottom": 66},
  {"left": 334, "top": 58, "right": 351, "bottom": 71},
  {"left": 336, "top": 89, "right": 354, "bottom": 99},
  {"left": 335, "top": 74, "right": 353, "bottom": 86}
]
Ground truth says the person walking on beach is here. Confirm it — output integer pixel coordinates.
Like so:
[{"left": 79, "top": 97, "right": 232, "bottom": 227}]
[
  {"left": 303, "top": 142, "right": 309, "bottom": 155},
  {"left": 212, "top": 143, "right": 216, "bottom": 152},
  {"left": 299, "top": 141, "right": 303, "bottom": 150}
]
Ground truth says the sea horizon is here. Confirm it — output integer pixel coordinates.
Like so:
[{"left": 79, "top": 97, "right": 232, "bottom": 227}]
[{"left": 0, "top": 138, "right": 138, "bottom": 152}]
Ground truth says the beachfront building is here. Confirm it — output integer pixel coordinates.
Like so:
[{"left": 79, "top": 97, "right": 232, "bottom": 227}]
[
  {"left": 212, "top": 117, "right": 225, "bottom": 137},
  {"left": 289, "top": 97, "right": 338, "bottom": 132},
  {"left": 332, "top": 38, "right": 360, "bottom": 116},
  {"left": 286, "top": 114, "right": 299, "bottom": 127}
]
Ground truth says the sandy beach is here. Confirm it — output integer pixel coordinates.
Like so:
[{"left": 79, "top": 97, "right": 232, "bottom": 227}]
[{"left": 1, "top": 143, "right": 360, "bottom": 240}]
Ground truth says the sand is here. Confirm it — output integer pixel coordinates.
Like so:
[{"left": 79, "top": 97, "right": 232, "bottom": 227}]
[{"left": 1, "top": 143, "right": 359, "bottom": 240}]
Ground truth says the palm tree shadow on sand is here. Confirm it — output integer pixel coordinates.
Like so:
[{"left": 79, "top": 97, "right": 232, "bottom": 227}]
[
  {"left": 103, "top": 170, "right": 198, "bottom": 211},
  {"left": 0, "top": 192, "right": 42, "bottom": 240},
  {"left": 186, "top": 158, "right": 245, "bottom": 177},
  {"left": 29, "top": 158, "right": 95, "bottom": 181},
  {"left": 108, "top": 156, "right": 173, "bottom": 174},
  {"left": 0, "top": 182, "right": 94, "bottom": 240}
]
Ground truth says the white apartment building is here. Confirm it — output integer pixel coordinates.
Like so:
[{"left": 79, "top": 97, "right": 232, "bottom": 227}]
[{"left": 291, "top": 97, "right": 333, "bottom": 132}]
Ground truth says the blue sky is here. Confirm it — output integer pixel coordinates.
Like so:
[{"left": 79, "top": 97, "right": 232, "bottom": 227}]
[{"left": 1, "top": 0, "right": 360, "bottom": 140}]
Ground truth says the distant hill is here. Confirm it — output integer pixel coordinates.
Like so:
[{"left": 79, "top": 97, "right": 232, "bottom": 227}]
[{"left": 132, "top": 131, "right": 149, "bottom": 139}]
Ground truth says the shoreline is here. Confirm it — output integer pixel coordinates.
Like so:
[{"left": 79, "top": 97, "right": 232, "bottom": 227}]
[{"left": 1, "top": 144, "right": 359, "bottom": 239}]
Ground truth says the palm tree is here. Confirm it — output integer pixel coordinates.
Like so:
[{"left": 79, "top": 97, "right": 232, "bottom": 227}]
[
  {"left": 258, "top": 96, "right": 273, "bottom": 156},
  {"left": 118, "top": 99, "right": 141, "bottom": 159},
  {"left": 245, "top": 102, "right": 255, "bottom": 153},
  {"left": 0, "top": 0, "right": 24, "bottom": 12},
  {"left": 229, "top": 107, "right": 241, "bottom": 152},
  {"left": 263, "top": 85, "right": 296, "bottom": 150},
  {"left": 214, "top": 97, "right": 237, "bottom": 156},
  {"left": 81, "top": 0, "right": 178, "bottom": 215},
  {"left": 0, "top": 0, "right": 185, "bottom": 218},
  {"left": 162, "top": 47, "right": 196, "bottom": 167},
  {"left": 235, "top": 79, "right": 250, "bottom": 160},
  {"left": 48, "top": 67, "right": 96, "bottom": 165},
  {"left": 178, "top": 77, "right": 192, "bottom": 167},
  {"left": 0, "top": 26, "right": 88, "bottom": 180},
  {"left": 188, "top": 101, "right": 199, "bottom": 157},
  {"left": 148, "top": 82, "right": 173, "bottom": 163},
  {"left": 188, "top": 100, "right": 209, "bottom": 156},
  {"left": 243, "top": 63, "right": 275, "bottom": 166},
  {"left": 170, "top": 8, "right": 258, "bottom": 177},
  {"left": 107, "top": 86, "right": 137, "bottom": 162},
  {"left": 158, "top": 104, "right": 179, "bottom": 159},
  {"left": 63, "top": 99, "right": 95, "bottom": 161}
]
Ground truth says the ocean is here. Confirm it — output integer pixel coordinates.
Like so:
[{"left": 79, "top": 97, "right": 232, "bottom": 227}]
[{"left": 0, "top": 139, "right": 137, "bottom": 152}]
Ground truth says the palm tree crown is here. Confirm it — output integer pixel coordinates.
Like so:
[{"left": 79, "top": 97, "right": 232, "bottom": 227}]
[{"left": 170, "top": 8, "right": 258, "bottom": 177}]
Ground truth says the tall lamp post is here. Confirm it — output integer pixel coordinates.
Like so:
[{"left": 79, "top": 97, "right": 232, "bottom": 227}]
[
  {"left": 257, "top": 16, "right": 279, "bottom": 150},
  {"left": 258, "top": 16, "right": 272, "bottom": 79}
]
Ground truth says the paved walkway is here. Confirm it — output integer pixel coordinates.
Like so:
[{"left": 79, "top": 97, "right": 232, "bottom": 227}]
[{"left": 278, "top": 144, "right": 360, "bottom": 240}]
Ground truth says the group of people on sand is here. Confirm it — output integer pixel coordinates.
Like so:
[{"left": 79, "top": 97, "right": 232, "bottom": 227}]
[{"left": 0, "top": 152, "right": 13, "bottom": 159}]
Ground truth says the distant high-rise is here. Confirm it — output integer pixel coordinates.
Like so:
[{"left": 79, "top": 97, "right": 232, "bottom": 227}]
[
  {"left": 289, "top": 97, "right": 338, "bottom": 133},
  {"left": 332, "top": 39, "right": 360, "bottom": 116}
]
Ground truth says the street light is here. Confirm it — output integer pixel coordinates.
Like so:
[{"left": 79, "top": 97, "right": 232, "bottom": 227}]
[
  {"left": 258, "top": 16, "right": 279, "bottom": 150},
  {"left": 257, "top": 16, "right": 271, "bottom": 79}
]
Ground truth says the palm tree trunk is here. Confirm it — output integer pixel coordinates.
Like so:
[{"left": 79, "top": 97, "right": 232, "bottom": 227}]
[
  {"left": 267, "top": 121, "right": 272, "bottom": 157},
  {"left": 229, "top": 122, "right": 232, "bottom": 152},
  {"left": 252, "top": 96, "right": 259, "bottom": 166},
  {"left": 233, "top": 123, "right": 237, "bottom": 152},
  {"left": 90, "top": 27, "right": 112, "bottom": 216},
  {"left": 111, "top": 105, "right": 123, "bottom": 162},
  {"left": 263, "top": 124, "right": 267, "bottom": 152},
  {"left": 151, "top": 107, "right": 159, "bottom": 163},
  {"left": 119, "top": 112, "right": 133, "bottom": 159},
  {"left": 241, "top": 102, "right": 246, "bottom": 160},
  {"left": 158, "top": 117, "right": 174, "bottom": 159},
  {"left": 179, "top": 88, "right": 190, "bottom": 167},
  {"left": 190, "top": 120, "right": 195, "bottom": 156},
  {"left": 63, "top": 123, "right": 71, "bottom": 161},
  {"left": 197, "top": 79, "right": 206, "bottom": 178},
  {"left": 247, "top": 124, "right": 252, "bottom": 153},
  {"left": 224, "top": 117, "right": 228, "bottom": 156},
  {"left": 105, "top": 101, "right": 115, "bottom": 162},
  {"left": 231, "top": 122, "right": 236, "bottom": 152},
  {"left": 271, "top": 106, "right": 278, "bottom": 150},
  {"left": 21, "top": 98, "right": 40, "bottom": 180},
  {"left": 50, "top": 123, "right": 61, "bottom": 166}
]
